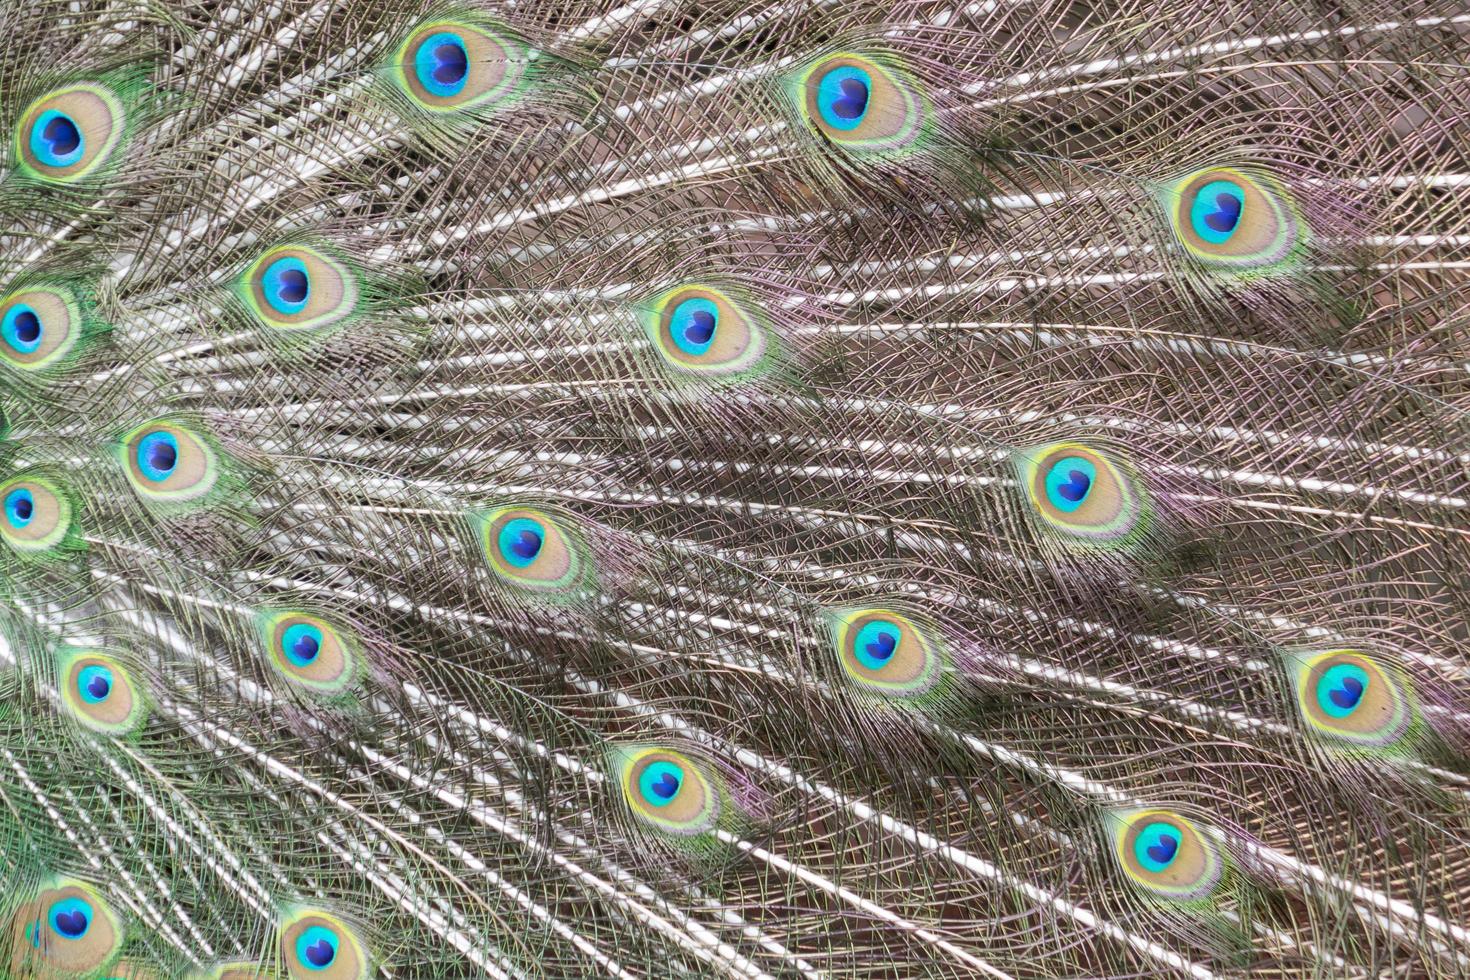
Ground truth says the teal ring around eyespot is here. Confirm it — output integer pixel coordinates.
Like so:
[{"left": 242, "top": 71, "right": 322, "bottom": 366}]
[
  {"left": 77, "top": 664, "right": 114, "bottom": 705},
  {"left": 637, "top": 760, "right": 684, "bottom": 808},
  {"left": 668, "top": 297, "right": 718, "bottom": 356},
  {"left": 852, "top": 619, "right": 901, "bottom": 672},
  {"left": 1042, "top": 455, "right": 1096, "bottom": 514},
  {"left": 414, "top": 32, "right": 470, "bottom": 98},
  {"left": 1189, "top": 179, "right": 1246, "bottom": 246},
  {"left": 29, "top": 109, "right": 86, "bottom": 168},
  {"left": 815, "top": 65, "right": 872, "bottom": 131},
  {"left": 497, "top": 517, "right": 544, "bottom": 569},
  {"left": 1, "top": 303, "right": 42, "bottom": 354},
  {"left": 47, "top": 895, "right": 92, "bottom": 939},
  {"left": 4, "top": 487, "right": 33, "bottom": 528},
  {"left": 261, "top": 256, "right": 311, "bottom": 315},
  {"left": 281, "top": 622, "right": 324, "bottom": 667},
  {"left": 295, "top": 924, "right": 340, "bottom": 970},
  {"left": 1316, "top": 661, "right": 1370, "bottom": 719},
  {"left": 1133, "top": 820, "right": 1181, "bottom": 874},
  {"left": 135, "top": 430, "right": 180, "bottom": 482}
]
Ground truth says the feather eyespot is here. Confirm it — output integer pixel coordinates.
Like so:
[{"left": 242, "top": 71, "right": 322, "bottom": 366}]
[
  {"left": 4, "top": 486, "right": 34, "bottom": 526},
  {"left": 119, "top": 421, "right": 219, "bottom": 505},
  {"left": 279, "top": 909, "right": 370, "bottom": 979},
  {"left": 1166, "top": 167, "right": 1307, "bottom": 274},
  {"left": 14, "top": 83, "right": 126, "bottom": 182},
  {"left": 7, "top": 879, "right": 122, "bottom": 976},
  {"left": 1, "top": 303, "right": 42, "bottom": 354},
  {"left": 645, "top": 285, "right": 770, "bottom": 380},
  {"left": 1289, "top": 649, "right": 1414, "bottom": 749},
  {"left": 136, "top": 430, "right": 178, "bottom": 481},
  {"left": 1016, "top": 442, "right": 1148, "bottom": 547},
  {"left": 668, "top": 296, "right": 718, "bottom": 357},
  {"left": 60, "top": 650, "right": 147, "bottom": 735},
  {"left": 481, "top": 506, "right": 590, "bottom": 596},
  {"left": 260, "top": 612, "right": 359, "bottom": 695},
  {"left": 32, "top": 111, "right": 84, "bottom": 168},
  {"left": 241, "top": 246, "right": 358, "bottom": 332},
  {"left": 1112, "top": 809, "right": 1223, "bottom": 902},
  {"left": 47, "top": 897, "right": 93, "bottom": 939},
  {"left": 617, "top": 747, "right": 721, "bottom": 837},
  {"left": 395, "top": 20, "right": 530, "bottom": 113},
  {"left": 794, "top": 53, "right": 926, "bottom": 154},
  {"left": 0, "top": 286, "right": 84, "bottom": 372},
  {"left": 1042, "top": 454, "right": 1096, "bottom": 513},
  {"left": 831, "top": 608, "right": 944, "bottom": 699},
  {"left": 0, "top": 473, "right": 74, "bottom": 555},
  {"left": 413, "top": 32, "right": 470, "bottom": 98},
  {"left": 296, "top": 925, "right": 339, "bottom": 971}
]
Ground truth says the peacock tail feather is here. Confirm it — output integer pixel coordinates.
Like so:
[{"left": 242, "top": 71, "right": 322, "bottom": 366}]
[{"left": 1, "top": 0, "right": 1468, "bottom": 977}]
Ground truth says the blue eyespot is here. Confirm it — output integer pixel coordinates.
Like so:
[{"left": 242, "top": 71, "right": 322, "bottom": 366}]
[
  {"left": 1043, "top": 456, "right": 1096, "bottom": 513},
  {"left": 414, "top": 32, "right": 471, "bottom": 98},
  {"left": 1, "top": 304, "right": 42, "bottom": 354},
  {"left": 637, "top": 760, "right": 684, "bottom": 808},
  {"left": 295, "top": 924, "right": 339, "bottom": 970},
  {"left": 4, "top": 488, "right": 34, "bottom": 528},
  {"left": 497, "top": 517, "right": 544, "bottom": 568},
  {"left": 261, "top": 256, "right": 311, "bottom": 316},
  {"left": 1189, "top": 179, "right": 1245, "bottom": 245},
  {"left": 281, "top": 623, "right": 323, "bottom": 667},
  {"left": 668, "top": 297, "right": 718, "bottom": 357},
  {"left": 1134, "top": 821, "right": 1181, "bottom": 874},
  {"left": 29, "top": 110, "right": 85, "bottom": 169},
  {"left": 77, "top": 664, "right": 114, "bottom": 704},
  {"left": 48, "top": 896, "right": 92, "bottom": 940},
  {"left": 853, "top": 619, "right": 900, "bottom": 672},
  {"left": 1317, "top": 662, "right": 1369, "bottom": 719},
  {"left": 135, "top": 431, "right": 179, "bottom": 482},
  {"left": 815, "top": 65, "right": 872, "bottom": 132}
]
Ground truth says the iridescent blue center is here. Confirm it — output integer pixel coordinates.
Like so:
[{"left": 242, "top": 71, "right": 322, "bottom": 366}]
[
  {"left": 816, "top": 66, "right": 872, "bottom": 132},
  {"left": 852, "top": 619, "right": 901, "bottom": 672},
  {"left": 668, "top": 297, "right": 718, "bottom": 357},
  {"left": 415, "top": 32, "right": 470, "bottom": 98},
  {"left": 78, "top": 664, "right": 114, "bottom": 704},
  {"left": 497, "top": 517, "right": 544, "bottom": 568},
  {"left": 1043, "top": 456, "right": 1095, "bottom": 513},
  {"left": 47, "top": 897, "right": 92, "bottom": 940},
  {"left": 4, "top": 488, "right": 34, "bottom": 528},
  {"left": 30, "top": 110, "right": 85, "bottom": 168},
  {"left": 296, "top": 924, "right": 339, "bottom": 970},
  {"left": 637, "top": 760, "right": 683, "bottom": 808},
  {"left": 261, "top": 256, "right": 310, "bottom": 315},
  {"left": 1190, "top": 180, "right": 1245, "bottom": 245},
  {"left": 2, "top": 304, "right": 43, "bottom": 354},
  {"left": 136, "top": 430, "right": 179, "bottom": 482},
  {"left": 282, "top": 622, "right": 324, "bottom": 667},
  {"left": 1317, "top": 662, "right": 1369, "bottom": 719},
  {"left": 1134, "top": 821, "right": 1181, "bottom": 874}
]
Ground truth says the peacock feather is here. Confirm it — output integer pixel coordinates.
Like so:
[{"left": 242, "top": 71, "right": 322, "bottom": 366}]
[{"left": 1, "top": 0, "right": 1468, "bottom": 977}]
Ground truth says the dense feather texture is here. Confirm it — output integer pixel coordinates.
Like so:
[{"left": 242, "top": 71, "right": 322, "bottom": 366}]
[{"left": 1, "top": 0, "right": 1468, "bottom": 977}]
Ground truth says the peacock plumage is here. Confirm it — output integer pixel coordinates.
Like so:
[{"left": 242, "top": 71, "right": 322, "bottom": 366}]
[{"left": 1, "top": 0, "right": 1468, "bottom": 976}]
